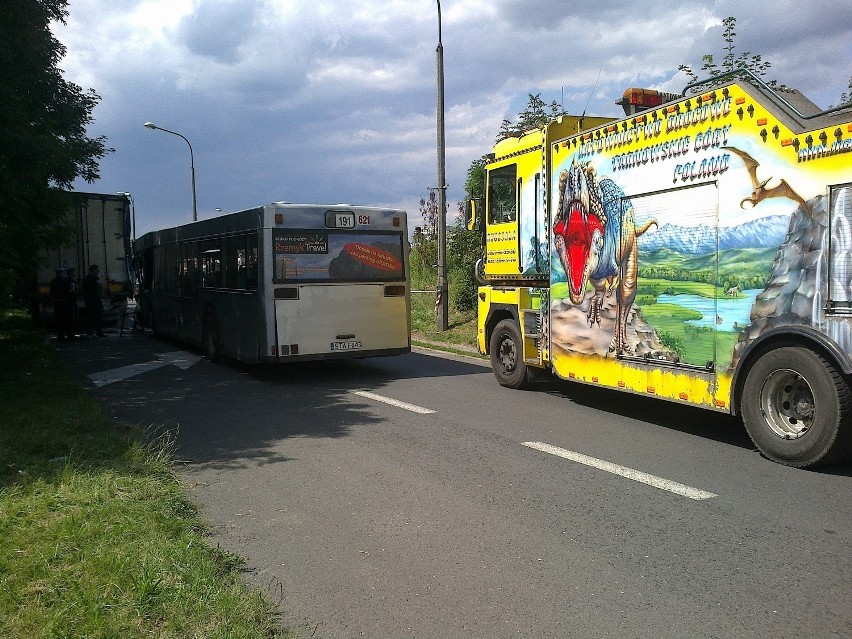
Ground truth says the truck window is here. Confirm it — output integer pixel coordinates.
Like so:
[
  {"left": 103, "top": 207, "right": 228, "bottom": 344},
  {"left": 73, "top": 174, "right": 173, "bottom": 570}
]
[{"left": 489, "top": 164, "right": 517, "bottom": 224}]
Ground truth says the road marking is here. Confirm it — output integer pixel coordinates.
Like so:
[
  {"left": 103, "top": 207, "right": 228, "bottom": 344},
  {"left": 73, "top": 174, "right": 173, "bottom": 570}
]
[
  {"left": 87, "top": 351, "right": 203, "bottom": 387},
  {"left": 521, "top": 441, "right": 717, "bottom": 500},
  {"left": 350, "top": 390, "right": 435, "bottom": 414}
]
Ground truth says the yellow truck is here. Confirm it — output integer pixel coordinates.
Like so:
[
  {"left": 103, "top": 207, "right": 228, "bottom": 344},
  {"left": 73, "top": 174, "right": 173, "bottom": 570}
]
[{"left": 469, "top": 71, "right": 852, "bottom": 468}]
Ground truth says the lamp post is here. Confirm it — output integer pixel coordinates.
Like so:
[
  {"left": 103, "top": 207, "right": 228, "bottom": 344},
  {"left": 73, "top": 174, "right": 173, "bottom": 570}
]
[
  {"left": 435, "top": 0, "right": 448, "bottom": 331},
  {"left": 143, "top": 122, "right": 198, "bottom": 222}
]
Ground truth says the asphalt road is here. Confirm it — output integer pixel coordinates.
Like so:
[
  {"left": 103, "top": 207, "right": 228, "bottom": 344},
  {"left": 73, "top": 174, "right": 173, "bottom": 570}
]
[{"left": 60, "top": 332, "right": 851, "bottom": 639}]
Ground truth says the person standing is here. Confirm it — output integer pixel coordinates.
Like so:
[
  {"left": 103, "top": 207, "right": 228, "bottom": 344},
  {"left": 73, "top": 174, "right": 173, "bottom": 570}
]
[
  {"left": 66, "top": 266, "right": 79, "bottom": 337},
  {"left": 49, "top": 267, "right": 73, "bottom": 340},
  {"left": 82, "top": 264, "right": 105, "bottom": 337}
]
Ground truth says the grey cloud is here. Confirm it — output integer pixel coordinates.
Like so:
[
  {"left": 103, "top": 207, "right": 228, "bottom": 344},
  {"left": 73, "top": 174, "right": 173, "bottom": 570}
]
[{"left": 177, "top": 0, "right": 264, "bottom": 63}]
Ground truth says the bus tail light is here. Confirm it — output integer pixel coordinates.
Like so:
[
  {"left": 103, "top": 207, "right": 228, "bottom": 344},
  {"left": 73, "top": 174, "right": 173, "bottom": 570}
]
[
  {"left": 279, "top": 344, "right": 298, "bottom": 355},
  {"left": 384, "top": 285, "right": 406, "bottom": 297},
  {"left": 271, "top": 345, "right": 277, "bottom": 356}
]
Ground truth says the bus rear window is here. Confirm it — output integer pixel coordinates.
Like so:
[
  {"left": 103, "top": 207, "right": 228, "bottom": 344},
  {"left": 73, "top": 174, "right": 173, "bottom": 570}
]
[{"left": 273, "top": 230, "right": 405, "bottom": 283}]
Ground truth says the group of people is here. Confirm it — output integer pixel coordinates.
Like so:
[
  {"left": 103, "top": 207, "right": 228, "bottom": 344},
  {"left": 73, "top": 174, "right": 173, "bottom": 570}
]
[{"left": 49, "top": 264, "right": 105, "bottom": 341}]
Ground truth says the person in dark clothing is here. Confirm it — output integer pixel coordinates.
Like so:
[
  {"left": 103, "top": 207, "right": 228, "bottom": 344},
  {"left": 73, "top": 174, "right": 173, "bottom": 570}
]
[
  {"left": 66, "top": 266, "right": 79, "bottom": 336},
  {"left": 82, "top": 264, "right": 105, "bottom": 337},
  {"left": 49, "top": 268, "right": 74, "bottom": 340}
]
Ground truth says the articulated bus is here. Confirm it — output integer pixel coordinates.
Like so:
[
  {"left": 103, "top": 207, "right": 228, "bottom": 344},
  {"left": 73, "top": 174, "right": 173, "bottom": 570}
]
[{"left": 134, "top": 203, "right": 411, "bottom": 363}]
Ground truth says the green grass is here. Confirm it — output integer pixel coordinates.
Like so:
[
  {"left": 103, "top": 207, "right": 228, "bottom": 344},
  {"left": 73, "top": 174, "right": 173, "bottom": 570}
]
[
  {"left": 639, "top": 303, "right": 739, "bottom": 366},
  {"left": 409, "top": 255, "right": 479, "bottom": 352},
  {"left": 0, "top": 309, "right": 288, "bottom": 639},
  {"left": 551, "top": 278, "right": 720, "bottom": 301},
  {"left": 410, "top": 291, "right": 478, "bottom": 349},
  {"left": 637, "top": 277, "right": 720, "bottom": 298}
]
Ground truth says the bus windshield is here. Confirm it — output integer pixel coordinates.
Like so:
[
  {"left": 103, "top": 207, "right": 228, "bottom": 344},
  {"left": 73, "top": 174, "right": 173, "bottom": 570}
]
[{"left": 273, "top": 229, "right": 405, "bottom": 283}]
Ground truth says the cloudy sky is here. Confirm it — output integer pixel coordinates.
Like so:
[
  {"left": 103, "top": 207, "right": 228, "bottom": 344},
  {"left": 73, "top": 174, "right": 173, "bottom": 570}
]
[{"left": 54, "top": 0, "right": 852, "bottom": 235}]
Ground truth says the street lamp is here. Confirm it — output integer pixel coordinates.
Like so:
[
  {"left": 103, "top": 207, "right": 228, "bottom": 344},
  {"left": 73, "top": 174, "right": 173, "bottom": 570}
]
[
  {"left": 143, "top": 122, "right": 198, "bottom": 222},
  {"left": 435, "top": 0, "right": 448, "bottom": 331}
]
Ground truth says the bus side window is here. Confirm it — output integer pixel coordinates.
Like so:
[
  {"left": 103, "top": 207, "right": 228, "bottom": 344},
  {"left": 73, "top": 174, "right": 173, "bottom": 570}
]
[
  {"left": 180, "top": 242, "right": 198, "bottom": 297},
  {"left": 223, "top": 235, "right": 239, "bottom": 289},
  {"left": 246, "top": 235, "right": 258, "bottom": 290},
  {"left": 200, "top": 240, "right": 221, "bottom": 288},
  {"left": 236, "top": 244, "right": 248, "bottom": 289}
]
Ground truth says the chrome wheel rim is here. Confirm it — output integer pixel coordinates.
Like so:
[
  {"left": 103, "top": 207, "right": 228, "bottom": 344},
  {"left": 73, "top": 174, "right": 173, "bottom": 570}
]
[{"left": 759, "top": 368, "right": 815, "bottom": 440}]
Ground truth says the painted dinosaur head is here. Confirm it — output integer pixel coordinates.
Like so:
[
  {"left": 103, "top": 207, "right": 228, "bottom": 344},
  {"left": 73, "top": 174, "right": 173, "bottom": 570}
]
[
  {"left": 553, "top": 161, "right": 604, "bottom": 304},
  {"left": 554, "top": 202, "right": 604, "bottom": 303}
]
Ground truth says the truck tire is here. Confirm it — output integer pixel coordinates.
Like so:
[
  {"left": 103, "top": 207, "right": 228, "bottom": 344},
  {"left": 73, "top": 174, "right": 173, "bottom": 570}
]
[
  {"left": 490, "top": 319, "right": 528, "bottom": 389},
  {"left": 203, "top": 313, "right": 222, "bottom": 363},
  {"left": 741, "top": 346, "right": 851, "bottom": 468}
]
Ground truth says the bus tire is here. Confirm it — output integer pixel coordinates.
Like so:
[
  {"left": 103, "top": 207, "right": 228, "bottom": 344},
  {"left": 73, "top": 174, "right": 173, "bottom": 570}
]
[
  {"left": 203, "top": 313, "right": 222, "bottom": 363},
  {"left": 741, "top": 346, "right": 851, "bottom": 468},
  {"left": 490, "top": 319, "right": 528, "bottom": 389}
]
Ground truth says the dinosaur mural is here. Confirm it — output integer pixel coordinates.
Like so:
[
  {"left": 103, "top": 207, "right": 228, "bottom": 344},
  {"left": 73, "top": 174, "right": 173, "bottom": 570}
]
[
  {"left": 723, "top": 146, "right": 812, "bottom": 219},
  {"left": 552, "top": 159, "right": 656, "bottom": 354}
]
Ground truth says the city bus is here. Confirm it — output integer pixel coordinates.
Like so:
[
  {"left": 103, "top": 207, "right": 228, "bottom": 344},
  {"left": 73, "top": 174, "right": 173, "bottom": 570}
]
[{"left": 134, "top": 203, "right": 411, "bottom": 363}]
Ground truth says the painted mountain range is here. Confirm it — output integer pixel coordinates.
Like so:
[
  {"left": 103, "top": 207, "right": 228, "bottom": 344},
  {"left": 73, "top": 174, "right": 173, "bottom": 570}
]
[{"left": 638, "top": 215, "right": 789, "bottom": 255}]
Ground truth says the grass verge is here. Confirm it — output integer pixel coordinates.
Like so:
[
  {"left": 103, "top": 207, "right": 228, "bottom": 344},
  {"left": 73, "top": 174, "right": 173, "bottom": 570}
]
[
  {"left": 409, "top": 290, "right": 480, "bottom": 354},
  {"left": 0, "top": 309, "right": 287, "bottom": 638}
]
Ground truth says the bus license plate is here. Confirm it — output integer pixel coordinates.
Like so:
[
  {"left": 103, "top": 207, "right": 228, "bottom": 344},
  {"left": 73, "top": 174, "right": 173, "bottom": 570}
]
[{"left": 330, "top": 340, "right": 362, "bottom": 351}]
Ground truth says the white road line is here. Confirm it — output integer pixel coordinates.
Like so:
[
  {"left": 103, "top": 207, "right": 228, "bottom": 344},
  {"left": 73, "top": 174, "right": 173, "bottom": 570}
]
[
  {"left": 350, "top": 390, "right": 435, "bottom": 414},
  {"left": 521, "top": 441, "right": 717, "bottom": 500}
]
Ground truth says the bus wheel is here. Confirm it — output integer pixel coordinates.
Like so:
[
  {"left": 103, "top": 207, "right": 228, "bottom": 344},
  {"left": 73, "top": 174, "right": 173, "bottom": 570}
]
[
  {"left": 741, "top": 346, "right": 851, "bottom": 468},
  {"left": 490, "top": 319, "right": 528, "bottom": 389},
  {"left": 203, "top": 314, "right": 222, "bottom": 363}
]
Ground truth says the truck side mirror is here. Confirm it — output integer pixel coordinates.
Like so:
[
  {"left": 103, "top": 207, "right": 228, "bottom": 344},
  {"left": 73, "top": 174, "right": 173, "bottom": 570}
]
[{"left": 466, "top": 198, "right": 483, "bottom": 231}]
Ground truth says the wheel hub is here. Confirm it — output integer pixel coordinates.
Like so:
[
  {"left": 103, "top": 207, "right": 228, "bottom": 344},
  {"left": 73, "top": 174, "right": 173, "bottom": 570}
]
[
  {"left": 499, "top": 337, "right": 517, "bottom": 373},
  {"left": 759, "top": 369, "right": 815, "bottom": 440}
]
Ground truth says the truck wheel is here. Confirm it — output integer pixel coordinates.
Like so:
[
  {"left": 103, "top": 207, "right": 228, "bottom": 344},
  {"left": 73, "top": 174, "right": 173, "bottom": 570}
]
[
  {"left": 741, "top": 346, "right": 851, "bottom": 468},
  {"left": 203, "top": 313, "right": 222, "bottom": 363},
  {"left": 490, "top": 319, "right": 528, "bottom": 389}
]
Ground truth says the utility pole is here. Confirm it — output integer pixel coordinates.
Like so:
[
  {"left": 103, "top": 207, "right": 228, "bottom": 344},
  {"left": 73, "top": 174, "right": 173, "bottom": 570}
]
[{"left": 435, "top": 0, "right": 449, "bottom": 331}]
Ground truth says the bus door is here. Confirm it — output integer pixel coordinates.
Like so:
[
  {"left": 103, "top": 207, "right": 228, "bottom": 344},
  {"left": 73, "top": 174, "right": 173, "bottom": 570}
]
[{"left": 271, "top": 229, "right": 409, "bottom": 357}]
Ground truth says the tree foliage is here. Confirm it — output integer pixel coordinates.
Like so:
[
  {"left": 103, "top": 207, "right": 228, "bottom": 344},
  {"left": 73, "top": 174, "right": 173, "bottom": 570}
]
[
  {"left": 832, "top": 77, "right": 852, "bottom": 108},
  {"left": 679, "top": 16, "right": 787, "bottom": 93},
  {"left": 0, "top": 0, "right": 109, "bottom": 305},
  {"left": 496, "top": 93, "right": 562, "bottom": 142}
]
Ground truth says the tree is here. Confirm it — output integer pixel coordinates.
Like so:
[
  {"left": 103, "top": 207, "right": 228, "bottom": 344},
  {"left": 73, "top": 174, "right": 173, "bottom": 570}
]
[
  {"left": 496, "top": 93, "right": 562, "bottom": 142},
  {"left": 0, "top": 0, "right": 109, "bottom": 305},
  {"left": 832, "top": 77, "right": 852, "bottom": 108},
  {"left": 412, "top": 191, "right": 439, "bottom": 285},
  {"left": 679, "top": 16, "right": 787, "bottom": 92}
]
